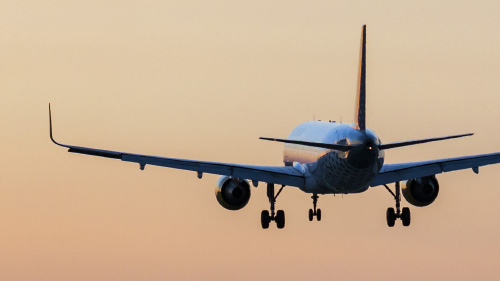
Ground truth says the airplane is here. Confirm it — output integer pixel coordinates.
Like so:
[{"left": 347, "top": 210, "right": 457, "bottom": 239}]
[{"left": 49, "top": 25, "right": 500, "bottom": 229}]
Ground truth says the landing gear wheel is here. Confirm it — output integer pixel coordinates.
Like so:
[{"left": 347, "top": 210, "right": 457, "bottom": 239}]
[
  {"left": 308, "top": 209, "right": 313, "bottom": 221},
  {"left": 262, "top": 183, "right": 286, "bottom": 229},
  {"left": 386, "top": 207, "right": 396, "bottom": 227},
  {"left": 276, "top": 210, "right": 285, "bottom": 229},
  {"left": 261, "top": 210, "right": 270, "bottom": 229},
  {"left": 401, "top": 207, "right": 411, "bottom": 226},
  {"left": 384, "top": 182, "right": 412, "bottom": 228},
  {"left": 316, "top": 209, "right": 322, "bottom": 221}
]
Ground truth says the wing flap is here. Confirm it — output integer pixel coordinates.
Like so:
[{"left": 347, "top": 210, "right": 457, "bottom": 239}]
[
  {"left": 67, "top": 146, "right": 122, "bottom": 159},
  {"left": 371, "top": 152, "right": 500, "bottom": 186}
]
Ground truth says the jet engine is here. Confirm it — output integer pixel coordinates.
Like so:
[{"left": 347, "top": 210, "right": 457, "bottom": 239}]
[
  {"left": 215, "top": 176, "right": 251, "bottom": 210},
  {"left": 401, "top": 176, "right": 439, "bottom": 207}
]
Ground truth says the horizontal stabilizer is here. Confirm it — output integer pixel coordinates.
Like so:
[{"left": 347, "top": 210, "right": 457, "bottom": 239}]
[
  {"left": 259, "top": 137, "right": 356, "bottom": 152},
  {"left": 379, "top": 133, "right": 473, "bottom": 150}
]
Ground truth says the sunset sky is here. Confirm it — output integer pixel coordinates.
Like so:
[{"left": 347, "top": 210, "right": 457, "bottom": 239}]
[{"left": 2, "top": 1, "right": 500, "bottom": 280}]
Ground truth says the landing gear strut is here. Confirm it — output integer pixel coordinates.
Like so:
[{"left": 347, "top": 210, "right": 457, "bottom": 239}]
[
  {"left": 384, "top": 182, "right": 411, "bottom": 227},
  {"left": 308, "top": 193, "right": 321, "bottom": 221},
  {"left": 261, "top": 183, "right": 285, "bottom": 229}
]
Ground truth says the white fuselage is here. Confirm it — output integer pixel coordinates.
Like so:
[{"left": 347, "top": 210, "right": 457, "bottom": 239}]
[{"left": 284, "top": 121, "right": 385, "bottom": 194}]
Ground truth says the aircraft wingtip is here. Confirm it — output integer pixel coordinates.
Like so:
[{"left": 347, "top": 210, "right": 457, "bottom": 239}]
[{"left": 48, "top": 103, "right": 59, "bottom": 145}]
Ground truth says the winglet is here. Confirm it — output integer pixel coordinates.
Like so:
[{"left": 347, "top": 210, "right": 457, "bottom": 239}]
[
  {"left": 49, "top": 103, "right": 63, "bottom": 146},
  {"left": 355, "top": 25, "right": 367, "bottom": 131},
  {"left": 48, "top": 104, "right": 122, "bottom": 159},
  {"left": 49, "top": 103, "right": 55, "bottom": 143}
]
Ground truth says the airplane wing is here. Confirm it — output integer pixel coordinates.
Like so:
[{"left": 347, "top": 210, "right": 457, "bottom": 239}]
[
  {"left": 49, "top": 106, "right": 304, "bottom": 188},
  {"left": 370, "top": 152, "right": 500, "bottom": 186},
  {"left": 66, "top": 146, "right": 304, "bottom": 188}
]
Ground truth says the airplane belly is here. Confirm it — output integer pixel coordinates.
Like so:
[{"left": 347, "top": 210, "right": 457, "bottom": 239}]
[{"left": 312, "top": 151, "right": 383, "bottom": 194}]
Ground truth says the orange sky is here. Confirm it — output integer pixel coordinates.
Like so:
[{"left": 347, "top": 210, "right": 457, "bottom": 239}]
[{"left": 1, "top": 1, "right": 500, "bottom": 280}]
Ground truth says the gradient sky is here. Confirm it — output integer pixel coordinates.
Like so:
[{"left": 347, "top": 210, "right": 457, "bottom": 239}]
[{"left": 2, "top": 1, "right": 500, "bottom": 280}]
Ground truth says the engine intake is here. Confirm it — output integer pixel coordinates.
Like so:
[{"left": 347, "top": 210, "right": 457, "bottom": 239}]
[
  {"left": 215, "top": 176, "right": 251, "bottom": 210},
  {"left": 401, "top": 176, "right": 439, "bottom": 207}
]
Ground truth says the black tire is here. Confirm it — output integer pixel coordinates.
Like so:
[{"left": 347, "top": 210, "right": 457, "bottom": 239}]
[
  {"left": 261, "top": 210, "right": 270, "bottom": 229},
  {"left": 317, "top": 209, "right": 322, "bottom": 221},
  {"left": 276, "top": 210, "right": 285, "bottom": 229},
  {"left": 401, "top": 207, "right": 411, "bottom": 227},
  {"left": 308, "top": 209, "right": 313, "bottom": 221},
  {"left": 386, "top": 207, "right": 396, "bottom": 227}
]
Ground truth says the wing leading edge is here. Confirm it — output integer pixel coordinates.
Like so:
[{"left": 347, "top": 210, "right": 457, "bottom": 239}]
[
  {"left": 49, "top": 105, "right": 305, "bottom": 188},
  {"left": 371, "top": 152, "right": 500, "bottom": 187}
]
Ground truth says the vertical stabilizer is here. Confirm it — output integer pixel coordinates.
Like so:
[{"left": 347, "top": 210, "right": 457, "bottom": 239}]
[{"left": 355, "top": 25, "right": 366, "bottom": 131}]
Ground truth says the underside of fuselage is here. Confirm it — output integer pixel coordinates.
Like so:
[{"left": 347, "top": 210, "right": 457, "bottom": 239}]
[{"left": 283, "top": 121, "right": 385, "bottom": 194}]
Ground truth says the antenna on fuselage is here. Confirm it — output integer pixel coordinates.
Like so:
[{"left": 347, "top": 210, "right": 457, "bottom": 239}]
[{"left": 354, "top": 25, "right": 366, "bottom": 132}]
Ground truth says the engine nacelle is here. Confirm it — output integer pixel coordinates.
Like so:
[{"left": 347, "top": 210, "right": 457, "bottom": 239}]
[
  {"left": 215, "top": 176, "right": 251, "bottom": 210},
  {"left": 401, "top": 176, "right": 439, "bottom": 207}
]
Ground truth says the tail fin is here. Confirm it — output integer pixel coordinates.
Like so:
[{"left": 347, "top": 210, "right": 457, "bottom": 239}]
[{"left": 355, "top": 25, "right": 367, "bottom": 131}]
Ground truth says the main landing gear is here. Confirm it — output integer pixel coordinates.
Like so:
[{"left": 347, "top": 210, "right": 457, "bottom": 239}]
[
  {"left": 261, "top": 183, "right": 285, "bottom": 229},
  {"left": 384, "top": 182, "right": 411, "bottom": 227},
  {"left": 308, "top": 193, "right": 321, "bottom": 221}
]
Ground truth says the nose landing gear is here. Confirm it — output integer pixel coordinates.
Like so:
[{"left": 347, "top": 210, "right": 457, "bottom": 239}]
[{"left": 308, "top": 193, "right": 321, "bottom": 221}]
